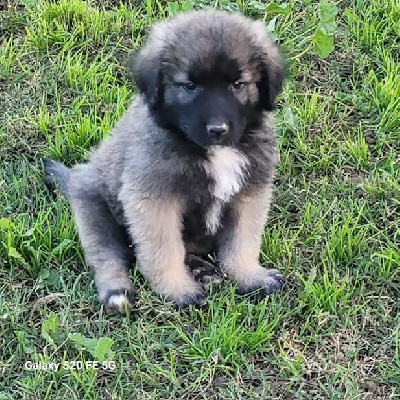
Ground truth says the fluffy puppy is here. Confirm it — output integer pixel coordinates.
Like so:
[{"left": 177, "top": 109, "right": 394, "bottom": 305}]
[{"left": 44, "top": 9, "right": 285, "bottom": 313}]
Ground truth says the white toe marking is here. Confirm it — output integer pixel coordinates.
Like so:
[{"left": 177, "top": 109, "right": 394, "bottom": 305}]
[
  {"left": 107, "top": 294, "right": 131, "bottom": 311},
  {"left": 204, "top": 146, "right": 248, "bottom": 234}
]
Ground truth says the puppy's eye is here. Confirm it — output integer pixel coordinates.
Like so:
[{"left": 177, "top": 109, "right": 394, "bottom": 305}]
[
  {"left": 182, "top": 82, "right": 197, "bottom": 91},
  {"left": 232, "top": 80, "right": 245, "bottom": 90}
]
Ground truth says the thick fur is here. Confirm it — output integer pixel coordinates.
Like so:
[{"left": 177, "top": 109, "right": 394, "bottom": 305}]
[{"left": 44, "top": 10, "right": 285, "bottom": 312}]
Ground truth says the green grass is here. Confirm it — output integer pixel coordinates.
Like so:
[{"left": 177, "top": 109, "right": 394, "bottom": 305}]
[{"left": 1, "top": 0, "right": 399, "bottom": 398}]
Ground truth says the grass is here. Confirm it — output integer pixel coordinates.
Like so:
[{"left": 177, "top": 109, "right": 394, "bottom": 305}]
[{"left": 0, "top": 0, "right": 399, "bottom": 398}]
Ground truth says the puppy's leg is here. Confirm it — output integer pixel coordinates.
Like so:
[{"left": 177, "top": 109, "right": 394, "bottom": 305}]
[
  {"left": 218, "top": 186, "right": 284, "bottom": 299},
  {"left": 69, "top": 165, "right": 136, "bottom": 313},
  {"left": 122, "top": 194, "right": 205, "bottom": 306}
]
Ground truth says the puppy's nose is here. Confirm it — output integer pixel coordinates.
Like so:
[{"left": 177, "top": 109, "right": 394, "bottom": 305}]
[{"left": 206, "top": 123, "right": 229, "bottom": 139}]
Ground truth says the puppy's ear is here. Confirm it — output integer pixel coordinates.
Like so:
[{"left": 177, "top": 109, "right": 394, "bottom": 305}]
[
  {"left": 256, "top": 42, "right": 285, "bottom": 111},
  {"left": 128, "top": 46, "right": 163, "bottom": 109}
]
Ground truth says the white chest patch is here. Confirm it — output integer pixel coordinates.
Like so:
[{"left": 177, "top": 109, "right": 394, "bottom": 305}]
[{"left": 203, "top": 146, "right": 249, "bottom": 234}]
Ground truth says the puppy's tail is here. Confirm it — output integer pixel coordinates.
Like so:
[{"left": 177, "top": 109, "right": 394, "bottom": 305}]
[{"left": 42, "top": 158, "right": 71, "bottom": 198}]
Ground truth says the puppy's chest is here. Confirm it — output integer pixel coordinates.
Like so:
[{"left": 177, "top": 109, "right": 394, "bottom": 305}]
[{"left": 199, "top": 147, "right": 249, "bottom": 235}]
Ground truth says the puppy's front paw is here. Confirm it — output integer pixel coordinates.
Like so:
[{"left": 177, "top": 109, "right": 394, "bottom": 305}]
[
  {"left": 237, "top": 267, "right": 284, "bottom": 300},
  {"left": 157, "top": 275, "right": 206, "bottom": 308},
  {"left": 170, "top": 288, "right": 207, "bottom": 308},
  {"left": 102, "top": 288, "right": 136, "bottom": 314}
]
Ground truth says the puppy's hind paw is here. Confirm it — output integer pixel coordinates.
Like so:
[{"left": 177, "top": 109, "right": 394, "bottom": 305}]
[
  {"left": 237, "top": 268, "right": 285, "bottom": 301},
  {"left": 187, "top": 254, "right": 223, "bottom": 290},
  {"left": 170, "top": 289, "right": 207, "bottom": 309},
  {"left": 102, "top": 288, "right": 136, "bottom": 314}
]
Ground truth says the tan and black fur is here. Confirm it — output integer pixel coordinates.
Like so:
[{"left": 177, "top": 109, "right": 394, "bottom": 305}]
[{"left": 44, "top": 10, "right": 285, "bottom": 313}]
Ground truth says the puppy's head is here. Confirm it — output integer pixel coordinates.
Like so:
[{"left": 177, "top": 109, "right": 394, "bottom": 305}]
[{"left": 130, "top": 10, "right": 284, "bottom": 148}]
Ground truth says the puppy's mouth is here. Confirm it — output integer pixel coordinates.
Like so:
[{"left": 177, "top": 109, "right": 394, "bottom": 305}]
[
  {"left": 188, "top": 131, "right": 239, "bottom": 148},
  {"left": 208, "top": 135, "right": 235, "bottom": 146}
]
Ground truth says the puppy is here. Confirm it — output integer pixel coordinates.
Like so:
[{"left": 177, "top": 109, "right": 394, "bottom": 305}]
[{"left": 44, "top": 9, "right": 285, "bottom": 313}]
